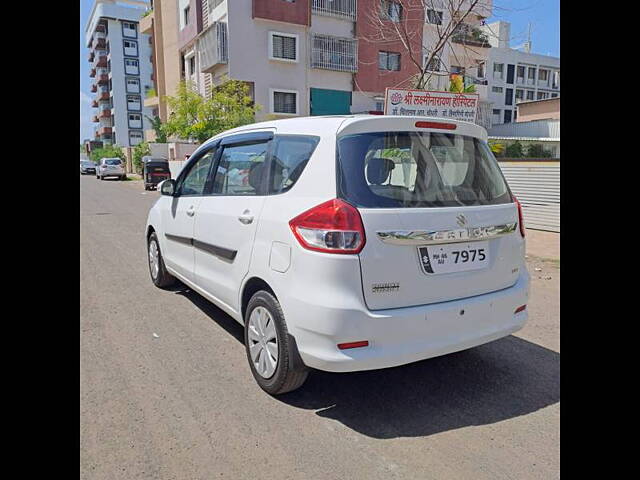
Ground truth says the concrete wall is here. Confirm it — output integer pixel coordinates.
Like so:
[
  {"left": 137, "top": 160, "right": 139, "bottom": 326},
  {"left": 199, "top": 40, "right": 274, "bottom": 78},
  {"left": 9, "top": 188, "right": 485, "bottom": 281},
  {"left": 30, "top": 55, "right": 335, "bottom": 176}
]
[{"left": 517, "top": 98, "right": 560, "bottom": 122}]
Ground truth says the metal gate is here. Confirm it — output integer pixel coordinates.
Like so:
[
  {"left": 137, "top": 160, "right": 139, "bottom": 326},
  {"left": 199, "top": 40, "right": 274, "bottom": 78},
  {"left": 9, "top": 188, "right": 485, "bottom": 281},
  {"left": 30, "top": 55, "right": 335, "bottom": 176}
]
[{"left": 499, "top": 162, "right": 560, "bottom": 232}]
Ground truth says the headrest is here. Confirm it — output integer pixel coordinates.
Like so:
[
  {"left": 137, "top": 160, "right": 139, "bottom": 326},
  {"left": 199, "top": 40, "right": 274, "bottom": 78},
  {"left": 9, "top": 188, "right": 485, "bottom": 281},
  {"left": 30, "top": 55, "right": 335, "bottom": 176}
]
[
  {"left": 366, "top": 157, "right": 395, "bottom": 185},
  {"left": 248, "top": 163, "right": 265, "bottom": 192}
]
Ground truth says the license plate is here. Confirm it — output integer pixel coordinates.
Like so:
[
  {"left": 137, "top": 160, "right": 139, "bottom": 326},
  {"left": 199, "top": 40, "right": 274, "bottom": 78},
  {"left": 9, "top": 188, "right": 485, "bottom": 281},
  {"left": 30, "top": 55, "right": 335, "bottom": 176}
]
[{"left": 418, "top": 241, "right": 489, "bottom": 275}]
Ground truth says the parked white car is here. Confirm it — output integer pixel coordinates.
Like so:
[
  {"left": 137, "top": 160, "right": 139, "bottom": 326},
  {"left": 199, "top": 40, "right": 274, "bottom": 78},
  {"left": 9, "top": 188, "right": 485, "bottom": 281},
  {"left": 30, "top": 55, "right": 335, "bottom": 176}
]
[
  {"left": 97, "top": 157, "right": 126, "bottom": 180},
  {"left": 145, "top": 115, "right": 530, "bottom": 395}
]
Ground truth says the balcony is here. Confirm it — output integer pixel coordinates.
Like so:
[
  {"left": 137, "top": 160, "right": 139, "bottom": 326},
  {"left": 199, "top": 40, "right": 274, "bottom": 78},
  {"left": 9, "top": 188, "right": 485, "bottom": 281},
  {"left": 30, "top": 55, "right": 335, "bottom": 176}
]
[
  {"left": 98, "top": 109, "right": 111, "bottom": 119},
  {"left": 144, "top": 96, "right": 159, "bottom": 107},
  {"left": 92, "top": 115, "right": 99, "bottom": 123},
  {"left": 140, "top": 10, "right": 154, "bottom": 34},
  {"left": 89, "top": 67, "right": 96, "bottom": 78},
  {"left": 94, "top": 52, "right": 108, "bottom": 68},
  {"left": 96, "top": 74, "right": 109, "bottom": 85},
  {"left": 311, "top": 34, "right": 358, "bottom": 73},
  {"left": 91, "top": 84, "right": 97, "bottom": 93},
  {"left": 198, "top": 22, "right": 228, "bottom": 74},
  {"left": 88, "top": 51, "right": 95, "bottom": 62},
  {"left": 451, "top": 24, "right": 491, "bottom": 48},
  {"left": 98, "top": 127, "right": 112, "bottom": 136},
  {"left": 95, "top": 23, "right": 106, "bottom": 33},
  {"left": 312, "top": 0, "right": 357, "bottom": 20},
  {"left": 96, "top": 91, "right": 110, "bottom": 101},
  {"left": 93, "top": 38, "right": 106, "bottom": 50},
  {"left": 91, "top": 99, "right": 98, "bottom": 108}
]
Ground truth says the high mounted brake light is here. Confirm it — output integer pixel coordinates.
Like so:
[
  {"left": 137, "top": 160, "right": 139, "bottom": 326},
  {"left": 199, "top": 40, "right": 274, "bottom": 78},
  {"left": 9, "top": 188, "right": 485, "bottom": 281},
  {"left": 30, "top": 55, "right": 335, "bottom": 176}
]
[{"left": 415, "top": 121, "right": 457, "bottom": 130}]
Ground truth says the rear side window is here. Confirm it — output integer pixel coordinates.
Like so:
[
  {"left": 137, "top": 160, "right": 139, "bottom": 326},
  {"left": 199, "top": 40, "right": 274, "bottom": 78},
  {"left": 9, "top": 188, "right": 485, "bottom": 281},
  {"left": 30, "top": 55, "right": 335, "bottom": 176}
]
[
  {"left": 268, "top": 135, "right": 319, "bottom": 194},
  {"left": 336, "top": 131, "right": 512, "bottom": 208}
]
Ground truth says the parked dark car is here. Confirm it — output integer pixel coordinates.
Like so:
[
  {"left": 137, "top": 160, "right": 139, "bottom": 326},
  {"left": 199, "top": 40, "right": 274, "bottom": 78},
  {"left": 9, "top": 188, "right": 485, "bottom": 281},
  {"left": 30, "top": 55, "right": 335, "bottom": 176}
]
[
  {"left": 80, "top": 160, "right": 96, "bottom": 175},
  {"left": 142, "top": 156, "right": 171, "bottom": 190}
]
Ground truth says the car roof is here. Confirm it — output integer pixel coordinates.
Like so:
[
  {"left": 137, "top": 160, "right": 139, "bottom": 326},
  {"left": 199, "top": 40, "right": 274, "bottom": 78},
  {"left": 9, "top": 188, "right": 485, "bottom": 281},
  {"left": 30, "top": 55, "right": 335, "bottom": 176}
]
[{"left": 203, "top": 115, "right": 487, "bottom": 145}]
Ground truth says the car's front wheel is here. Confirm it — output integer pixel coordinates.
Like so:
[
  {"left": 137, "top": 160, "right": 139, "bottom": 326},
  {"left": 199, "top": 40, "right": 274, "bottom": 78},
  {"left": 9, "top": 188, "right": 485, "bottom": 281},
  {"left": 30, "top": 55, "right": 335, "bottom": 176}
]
[
  {"left": 244, "top": 291, "right": 308, "bottom": 395},
  {"left": 147, "top": 232, "right": 176, "bottom": 288}
]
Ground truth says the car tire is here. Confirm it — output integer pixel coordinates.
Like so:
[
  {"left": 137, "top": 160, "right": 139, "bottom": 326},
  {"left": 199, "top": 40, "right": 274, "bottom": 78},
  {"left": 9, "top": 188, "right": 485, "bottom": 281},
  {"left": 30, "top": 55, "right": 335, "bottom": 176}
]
[
  {"left": 244, "top": 290, "right": 309, "bottom": 395},
  {"left": 144, "top": 185, "right": 150, "bottom": 191},
  {"left": 121, "top": 175, "right": 126, "bottom": 181},
  {"left": 147, "top": 232, "right": 176, "bottom": 288}
]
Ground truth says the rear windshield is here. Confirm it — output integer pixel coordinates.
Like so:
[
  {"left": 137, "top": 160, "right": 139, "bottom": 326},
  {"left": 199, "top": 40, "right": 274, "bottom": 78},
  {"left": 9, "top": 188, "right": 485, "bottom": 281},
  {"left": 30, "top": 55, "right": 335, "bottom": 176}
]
[
  {"left": 337, "top": 131, "right": 512, "bottom": 208},
  {"left": 105, "top": 159, "right": 121, "bottom": 165}
]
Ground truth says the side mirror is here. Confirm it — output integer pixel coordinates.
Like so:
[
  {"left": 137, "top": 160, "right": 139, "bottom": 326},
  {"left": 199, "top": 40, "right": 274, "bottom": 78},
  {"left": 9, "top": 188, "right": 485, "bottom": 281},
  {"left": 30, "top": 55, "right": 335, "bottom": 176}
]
[{"left": 160, "top": 179, "right": 176, "bottom": 196}]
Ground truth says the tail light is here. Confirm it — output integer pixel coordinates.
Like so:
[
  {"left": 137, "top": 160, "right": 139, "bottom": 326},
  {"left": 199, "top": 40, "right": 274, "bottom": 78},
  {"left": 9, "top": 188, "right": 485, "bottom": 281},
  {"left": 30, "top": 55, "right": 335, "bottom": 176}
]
[
  {"left": 289, "top": 199, "right": 366, "bottom": 254},
  {"left": 514, "top": 197, "right": 525, "bottom": 238}
]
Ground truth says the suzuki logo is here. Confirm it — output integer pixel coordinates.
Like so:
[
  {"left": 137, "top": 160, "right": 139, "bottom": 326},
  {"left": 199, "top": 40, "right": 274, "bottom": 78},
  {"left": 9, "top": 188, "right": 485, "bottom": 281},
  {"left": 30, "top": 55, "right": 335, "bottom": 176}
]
[{"left": 456, "top": 214, "right": 468, "bottom": 227}]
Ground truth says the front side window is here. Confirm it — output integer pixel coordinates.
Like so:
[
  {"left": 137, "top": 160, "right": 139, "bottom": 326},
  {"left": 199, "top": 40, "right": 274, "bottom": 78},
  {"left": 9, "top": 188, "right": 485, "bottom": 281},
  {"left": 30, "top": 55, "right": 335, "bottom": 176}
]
[
  {"left": 178, "top": 150, "right": 216, "bottom": 196},
  {"left": 379, "top": 51, "right": 401, "bottom": 71},
  {"left": 336, "top": 131, "right": 511, "bottom": 208},
  {"left": 212, "top": 141, "right": 270, "bottom": 196},
  {"left": 269, "top": 135, "right": 319, "bottom": 194}
]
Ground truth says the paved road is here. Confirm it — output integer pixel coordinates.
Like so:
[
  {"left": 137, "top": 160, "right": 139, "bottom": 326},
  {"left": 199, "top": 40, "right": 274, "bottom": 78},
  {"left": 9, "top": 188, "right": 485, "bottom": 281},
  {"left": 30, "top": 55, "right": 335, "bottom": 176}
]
[{"left": 80, "top": 176, "right": 560, "bottom": 480}]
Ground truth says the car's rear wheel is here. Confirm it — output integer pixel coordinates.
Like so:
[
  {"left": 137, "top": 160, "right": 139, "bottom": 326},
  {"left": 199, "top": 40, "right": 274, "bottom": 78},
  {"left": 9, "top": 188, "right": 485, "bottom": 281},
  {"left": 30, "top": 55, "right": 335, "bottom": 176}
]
[
  {"left": 147, "top": 232, "right": 176, "bottom": 288},
  {"left": 244, "top": 291, "right": 308, "bottom": 395}
]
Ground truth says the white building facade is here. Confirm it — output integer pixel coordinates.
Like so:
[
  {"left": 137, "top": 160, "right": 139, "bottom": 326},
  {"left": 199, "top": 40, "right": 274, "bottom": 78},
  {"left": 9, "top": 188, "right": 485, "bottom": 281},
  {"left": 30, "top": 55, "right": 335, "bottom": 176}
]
[
  {"left": 481, "top": 21, "right": 560, "bottom": 125},
  {"left": 85, "top": 0, "right": 155, "bottom": 147}
]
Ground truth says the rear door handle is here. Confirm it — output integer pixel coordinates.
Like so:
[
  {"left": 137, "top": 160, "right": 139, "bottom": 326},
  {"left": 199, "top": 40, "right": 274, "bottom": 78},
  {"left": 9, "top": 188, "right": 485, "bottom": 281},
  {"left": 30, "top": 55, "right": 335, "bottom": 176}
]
[
  {"left": 238, "top": 210, "right": 254, "bottom": 224},
  {"left": 186, "top": 205, "right": 196, "bottom": 217}
]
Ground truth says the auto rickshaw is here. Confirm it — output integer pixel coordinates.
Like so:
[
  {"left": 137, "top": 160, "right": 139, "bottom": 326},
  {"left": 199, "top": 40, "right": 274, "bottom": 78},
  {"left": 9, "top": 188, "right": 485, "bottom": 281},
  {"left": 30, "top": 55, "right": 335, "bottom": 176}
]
[{"left": 142, "top": 156, "right": 171, "bottom": 191}]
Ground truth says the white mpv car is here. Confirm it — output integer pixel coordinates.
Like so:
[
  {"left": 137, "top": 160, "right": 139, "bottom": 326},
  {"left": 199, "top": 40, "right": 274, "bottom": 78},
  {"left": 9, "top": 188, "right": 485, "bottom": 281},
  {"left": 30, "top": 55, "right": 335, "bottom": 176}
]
[{"left": 145, "top": 116, "right": 529, "bottom": 395}]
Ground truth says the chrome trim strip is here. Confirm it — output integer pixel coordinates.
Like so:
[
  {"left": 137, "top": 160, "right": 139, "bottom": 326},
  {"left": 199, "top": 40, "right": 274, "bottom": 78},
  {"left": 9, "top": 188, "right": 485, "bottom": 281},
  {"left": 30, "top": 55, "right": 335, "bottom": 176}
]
[{"left": 376, "top": 223, "right": 517, "bottom": 246}]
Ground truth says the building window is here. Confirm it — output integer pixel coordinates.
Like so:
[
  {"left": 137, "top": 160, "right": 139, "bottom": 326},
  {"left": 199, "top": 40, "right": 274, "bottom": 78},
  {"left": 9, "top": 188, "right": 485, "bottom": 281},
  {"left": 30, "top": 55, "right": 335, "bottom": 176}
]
[
  {"left": 513, "top": 110, "right": 517, "bottom": 121},
  {"left": 379, "top": 51, "right": 401, "bottom": 71},
  {"left": 493, "top": 63, "right": 504, "bottom": 80},
  {"left": 122, "top": 21, "right": 137, "bottom": 38},
  {"left": 426, "top": 9, "right": 443, "bottom": 25},
  {"left": 516, "top": 65, "right": 525, "bottom": 83},
  {"left": 311, "top": 34, "right": 358, "bottom": 73},
  {"left": 526, "top": 90, "right": 534, "bottom": 100},
  {"left": 375, "top": 101, "right": 384, "bottom": 111},
  {"left": 380, "top": 1, "right": 402, "bottom": 22},
  {"left": 124, "top": 58, "right": 139, "bottom": 75},
  {"left": 271, "top": 89, "right": 297, "bottom": 115},
  {"left": 492, "top": 86, "right": 503, "bottom": 93},
  {"left": 450, "top": 65, "right": 465, "bottom": 75},
  {"left": 492, "top": 109, "right": 501, "bottom": 116},
  {"left": 128, "top": 113, "right": 142, "bottom": 128},
  {"left": 269, "top": 32, "right": 298, "bottom": 62},
  {"left": 184, "top": 6, "right": 190, "bottom": 26},
  {"left": 505, "top": 88, "right": 513, "bottom": 106},
  {"left": 129, "top": 130, "right": 143, "bottom": 146},
  {"left": 527, "top": 67, "right": 536, "bottom": 84},
  {"left": 552, "top": 71, "right": 559, "bottom": 89},
  {"left": 123, "top": 40, "right": 138, "bottom": 57},
  {"left": 126, "top": 77, "right": 140, "bottom": 93},
  {"left": 538, "top": 68, "right": 549, "bottom": 85},
  {"left": 537, "top": 91, "right": 549, "bottom": 100},
  {"left": 477, "top": 61, "right": 485, "bottom": 78},
  {"left": 424, "top": 54, "right": 441, "bottom": 72},
  {"left": 127, "top": 95, "right": 142, "bottom": 111},
  {"left": 551, "top": 93, "right": 558, "bottom": 98},
  {"left": 189, "top": 56, "right": 196, "bottom": 76},
  {"left": 504, "top": 110, "right": 512, "bottom": 123},
  {"left": 515, "top": 89, "right": 524, "bottom": 102}
]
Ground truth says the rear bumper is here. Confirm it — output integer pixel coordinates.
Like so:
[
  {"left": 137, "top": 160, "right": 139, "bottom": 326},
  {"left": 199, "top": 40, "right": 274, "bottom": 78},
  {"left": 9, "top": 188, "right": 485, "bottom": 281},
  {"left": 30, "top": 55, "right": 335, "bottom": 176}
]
[
  {"left": 100, "top": 170, "right": 124, "bottom": 177},
  {"left": 291, "top": 271, "right": 530, "bottom": 373}
]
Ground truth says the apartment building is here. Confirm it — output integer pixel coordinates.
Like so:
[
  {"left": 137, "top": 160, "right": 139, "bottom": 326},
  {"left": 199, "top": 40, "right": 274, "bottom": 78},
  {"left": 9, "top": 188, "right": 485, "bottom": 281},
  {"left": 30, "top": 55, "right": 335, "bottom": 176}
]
[
  {"left": 481, "top": 21, "right": 560, "bottom": 125},
  {"left": 142, "top": 0, "right": 495, "bottom": 137},
  {"left": 86, "top": 0, "right": 155, "bottom": 147}
]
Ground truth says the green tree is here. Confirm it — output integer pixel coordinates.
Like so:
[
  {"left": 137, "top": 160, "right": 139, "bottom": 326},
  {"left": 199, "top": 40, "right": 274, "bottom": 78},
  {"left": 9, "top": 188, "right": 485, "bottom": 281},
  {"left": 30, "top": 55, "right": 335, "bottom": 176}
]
[
  {"left": 526, "top": 143, "right": 552, "bottom": 158},
  {"left": 145, "top": 115, "right": 167, "bottom": 143},
  {"left": 163, "top": 79, "right": 261, "bottom": 143},
  {"left": 132, "top": 142, "right": 151, "bottom": 173},
  {"left": 505, "top": 141, "right": 524, "bottom": 158},
  {"left": 89, "top": 144, "right": 125, "bottom": 164}
]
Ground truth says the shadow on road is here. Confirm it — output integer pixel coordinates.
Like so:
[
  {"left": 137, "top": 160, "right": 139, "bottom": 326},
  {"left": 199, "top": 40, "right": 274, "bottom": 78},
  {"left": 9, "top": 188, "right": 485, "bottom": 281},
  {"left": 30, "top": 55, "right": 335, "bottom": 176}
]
[{"left": 176, "top": 286, "right": 560, "bottom": 439}]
